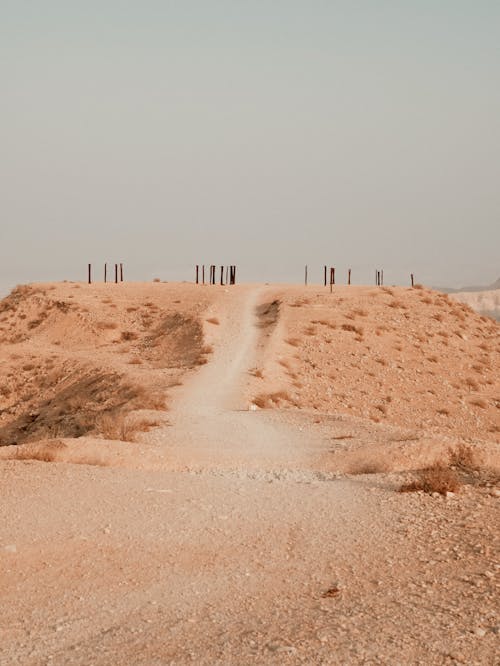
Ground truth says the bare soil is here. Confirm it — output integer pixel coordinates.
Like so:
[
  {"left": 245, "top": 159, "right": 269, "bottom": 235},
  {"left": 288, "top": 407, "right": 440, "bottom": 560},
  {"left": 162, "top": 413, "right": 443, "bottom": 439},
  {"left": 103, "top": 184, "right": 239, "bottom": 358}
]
[{"left": 0, "top": 282, "right": 498, "bottom": 665}]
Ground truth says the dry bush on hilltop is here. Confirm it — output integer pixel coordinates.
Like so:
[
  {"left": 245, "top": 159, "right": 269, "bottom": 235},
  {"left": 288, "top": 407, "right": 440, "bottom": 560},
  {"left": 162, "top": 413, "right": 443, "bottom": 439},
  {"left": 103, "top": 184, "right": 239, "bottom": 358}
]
[{"left": 400, "top": 463, "right": 461, "bottom": 496}]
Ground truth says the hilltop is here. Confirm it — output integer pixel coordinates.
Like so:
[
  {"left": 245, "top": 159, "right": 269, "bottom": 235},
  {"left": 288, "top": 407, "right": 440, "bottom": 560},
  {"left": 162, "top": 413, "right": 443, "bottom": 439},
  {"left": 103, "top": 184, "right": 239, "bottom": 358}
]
[{"left": 0, "top": 281, "right": 499, "bottom": 665}]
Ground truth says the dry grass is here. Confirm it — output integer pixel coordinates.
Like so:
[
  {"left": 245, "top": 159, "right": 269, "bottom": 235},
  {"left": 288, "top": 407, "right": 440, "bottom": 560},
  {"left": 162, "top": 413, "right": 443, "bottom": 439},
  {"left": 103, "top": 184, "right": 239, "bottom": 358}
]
[
  {"left": 121, "top": 331, "right": 139, "bottom": 341},
  {"left": 448, "top": 443, "right": 482, "bottom": 471},
  {"left": 249, "top": 367, "right": 264, "bottom": 379},
  {"left": 400, "top": 463, "right": 461, "bottom": 495},
  {"left": 206, "top": 317, "right": 220, "bottom": 325},
  {"left": 96, "top": 321, "right": 118, "bottom": 330},
  {"left": 252, "top": 391, "right": 295, "bottom": 408},
  {"left": 96, "top": 412, "right": 161, "bottom": 442},
  {"left": 285, "top": 337, "right": 301, "bottom": 347},
  {"left": 13, "top": 439, "right": 67, "bottom": 463}
]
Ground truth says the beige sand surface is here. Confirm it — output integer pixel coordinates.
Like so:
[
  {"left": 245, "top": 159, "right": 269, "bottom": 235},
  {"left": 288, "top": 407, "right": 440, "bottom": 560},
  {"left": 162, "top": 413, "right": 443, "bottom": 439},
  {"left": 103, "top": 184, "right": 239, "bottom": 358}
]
[{"left": 0, "top": 282, "right": 499, "bottom": 665}]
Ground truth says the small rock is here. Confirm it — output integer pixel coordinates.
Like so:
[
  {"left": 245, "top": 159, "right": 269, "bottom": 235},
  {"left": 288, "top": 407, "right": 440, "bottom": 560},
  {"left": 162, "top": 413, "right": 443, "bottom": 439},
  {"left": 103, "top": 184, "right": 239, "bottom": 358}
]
[
  {"left": 489, "top": 489, "right": 500, "bottom": 498},
  {"left": 446, "top": 491, "right": 455, "bottom": 498},
  {"left": 249, "top": 403, "right": 258, "bottom": 411},
  {"left": 473, "top": 628, "right": 486, "bottom": 638}
]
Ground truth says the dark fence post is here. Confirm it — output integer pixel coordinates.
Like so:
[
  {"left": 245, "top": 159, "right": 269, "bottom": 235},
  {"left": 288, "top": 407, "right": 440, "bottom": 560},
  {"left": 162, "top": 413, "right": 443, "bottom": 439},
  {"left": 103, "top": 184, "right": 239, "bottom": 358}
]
[
  {"left": 411, "top": 273, "right": 414, "bottom": 287},
  {"left": 196, "top": 265, "right": 199, "bottom": 284},
  {"left": 114, "top": 264, "right": 118, "bottom": 284},
  {"left": 348, "top": 268, "right": 351, "bottom": 285},
  {"left": 202, "top": 265, "right": 205, "bottom": 284},
  {"left": 88, "top": 264, "right": 92, "bottom": 284},
  {"left": 220, "top": 265, "right": 224, "bottom": 286},
  {"left": 104, "top": 263, "right": 107, "bottom": 283},
  {"left": 305, "top": 265, "right": 308, "bottom": 286},
  {"left": 120, "top": 263, "right": 123, "bottom": 282},
  {"left": 324, "top": 265, "right": 327, "bottom": 286}
]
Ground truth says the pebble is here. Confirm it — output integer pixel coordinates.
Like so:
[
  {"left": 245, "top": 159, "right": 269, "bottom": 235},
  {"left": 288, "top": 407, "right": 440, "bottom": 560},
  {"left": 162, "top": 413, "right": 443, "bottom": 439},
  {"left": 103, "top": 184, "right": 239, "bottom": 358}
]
[
  {"left": 473, "top": 628, "right": 486, "bottom": 638},
  {"left": 490, "top": 489, "right": 500, "bottom": 498}
]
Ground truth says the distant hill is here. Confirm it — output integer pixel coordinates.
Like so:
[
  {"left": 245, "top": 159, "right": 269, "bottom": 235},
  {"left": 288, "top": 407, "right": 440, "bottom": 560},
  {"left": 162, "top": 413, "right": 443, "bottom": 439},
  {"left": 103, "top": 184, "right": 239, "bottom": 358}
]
[{"left": 435, "top": 277, "right": 500, "bottom": 294}]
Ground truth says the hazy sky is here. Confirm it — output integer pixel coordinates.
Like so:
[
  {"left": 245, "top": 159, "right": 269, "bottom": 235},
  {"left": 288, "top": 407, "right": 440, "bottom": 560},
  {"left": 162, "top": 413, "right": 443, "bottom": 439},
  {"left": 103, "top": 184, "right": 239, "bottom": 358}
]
[{"left": 1, "top": 1, "right": 499, "bottom": 292}]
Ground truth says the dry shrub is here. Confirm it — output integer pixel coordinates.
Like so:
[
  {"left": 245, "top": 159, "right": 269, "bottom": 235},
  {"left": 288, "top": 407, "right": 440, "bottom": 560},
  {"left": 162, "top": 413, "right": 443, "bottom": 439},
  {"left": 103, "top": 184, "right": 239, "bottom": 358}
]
[
  {"left": 285, "top": 337, "right": 301, "bottom": 347},
  {"left": 97, "top": 321, "right": 118, "bottom": 330},
  {"left": 436, "top": 408, "right": 450, "bottom": 416},
  {"left": 400, "top": 463, "right": 460, "bottom": 495},
  {"left": 252, "top": 391, "right": 294, "bottom": 408},
  {"left": 448, "top": 443, "right": 481, "bottom": 471},
  {"left": 249, "top": 367, "right": 264, "bottom": 379},
  {"left": 96, "top": 412, "right": 161, "bottom": 442},
  {"left": 206, "top": 317, "right": 220, "bottom": 325},
  {"left": 153, "top": 278, "right": 161, "bottom": 282},
  {"left": 341, "top": 323, "right": 363, "bottom": 335},
  {"left": 0, "top": 371, "right": 163, "bottom": 446},
  {"left": 121, "top": 331, "right": 138, "bottom": 341},
  {"left": 14, "top": 440, "right": 67, "bottom": 463},
  {"left": 128, "top": 357, "right": 142, "bottom": 365}
]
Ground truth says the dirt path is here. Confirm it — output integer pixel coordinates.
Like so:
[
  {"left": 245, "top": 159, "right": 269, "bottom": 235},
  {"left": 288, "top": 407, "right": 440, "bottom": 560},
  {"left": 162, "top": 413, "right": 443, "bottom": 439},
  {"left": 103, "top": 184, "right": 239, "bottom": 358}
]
[{"left": 156, "top": 286, "right": 323, "bottom": 471}]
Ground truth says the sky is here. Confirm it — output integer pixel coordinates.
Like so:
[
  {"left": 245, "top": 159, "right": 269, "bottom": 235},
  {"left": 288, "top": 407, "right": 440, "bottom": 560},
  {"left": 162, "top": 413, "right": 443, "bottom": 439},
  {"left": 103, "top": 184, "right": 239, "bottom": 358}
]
[{"left": 1, "top": 1, "right": 499, "bottom": 293}]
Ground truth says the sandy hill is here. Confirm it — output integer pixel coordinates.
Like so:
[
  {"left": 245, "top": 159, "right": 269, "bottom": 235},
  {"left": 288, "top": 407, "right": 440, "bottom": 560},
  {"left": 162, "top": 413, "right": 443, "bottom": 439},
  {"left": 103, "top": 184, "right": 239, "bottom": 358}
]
[
  {"left": 0, "top": 282, "right": 498, "bottom": 458},
  {"left": 1, "top": 281, "right": 499, "bottom": 665},
  {"left": 248, "top": 285, "right": 499, "bottom": 442},
  {"left": 0, "top": 282, "right": 216, "bottom": 452}
]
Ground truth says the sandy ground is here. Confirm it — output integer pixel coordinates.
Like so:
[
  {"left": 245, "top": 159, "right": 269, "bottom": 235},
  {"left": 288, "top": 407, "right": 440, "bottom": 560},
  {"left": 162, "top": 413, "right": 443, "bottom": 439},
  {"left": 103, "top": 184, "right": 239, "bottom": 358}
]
[{"left": 0, "top": 282, "right": 499, "bottom": 665}]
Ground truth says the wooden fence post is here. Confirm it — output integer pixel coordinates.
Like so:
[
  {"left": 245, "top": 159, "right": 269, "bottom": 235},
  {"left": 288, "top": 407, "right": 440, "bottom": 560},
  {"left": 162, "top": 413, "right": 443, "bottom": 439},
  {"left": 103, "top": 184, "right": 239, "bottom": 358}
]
[
  {"left": 324, "top": 266, "right": 327, "bottom": 286},
  {"left": 305, "top": 265, "right": 308, "bottom": 286},
  {"left": 196, "top": 265, "right": 199, "bottom": 284},
  {"left": 120, "top": 263, "right": 123, "bottom": 282},
  {"left": 411, "top": 273, "right": 414, "bottom": 287},
  {"left": 88, "top": 264, "right": 92, "bottom": 284},
  {"left": 114, "top": 264, "right": 118, "bottom": 284},
  {"left": 104, "top": 263, "right": 107, "bottom": 283},
  {"left": 202, "top": 265, "right": 205, "bottom": 284},
  {"left": 348, "top": 268, "right": 351, "bottom": 285},
  {"left": 220, "top": 266, "right": 224, "bottom": 286}
]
